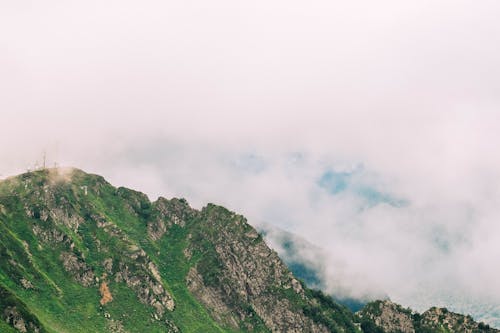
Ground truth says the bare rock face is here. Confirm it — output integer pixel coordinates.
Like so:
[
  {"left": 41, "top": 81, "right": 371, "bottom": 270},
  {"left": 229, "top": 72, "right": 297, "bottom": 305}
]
[
  {"left": 32, "top": 224, "right": 70, "bottom": 245},
  {"left": 4, "top": 306, "right": 28, "bottom": 333},
  {"left": 20, "top": 278, "right": 34, "bottom": 290},
  {"left": 420, "top": 307, "right": 499, "bottom": 333},
  {"left": 359, "top": 300, "right": 415, "bottom": 333},
  {"left": 147, "top": 218, "right": 167, "bottom": 241},
  {"left": 2, "top": 306, "right": 42, "bottom": 333},
  {"left": 60, "top": 252, "right": 96, "bottom": 287},
  {"left": 48, "top": 207, "right": 84, "bottom": 232},
  {"left": 186, "top": 204, "right": 329, "bottom": 332},
  {"left": 186, "top": 266, "right": 240, "bottom": 328},
  {"left": 106, "top": 319, "right": 128, "bottom": 333},
  {"left": 147, "top": 197, "right": 197, "bottom": 241},
  {"left": 114, "top": 261, "right": 175, "bottom": 316},
  {"left": 357, "top": 300, "right": 499, "bottom": 333}
]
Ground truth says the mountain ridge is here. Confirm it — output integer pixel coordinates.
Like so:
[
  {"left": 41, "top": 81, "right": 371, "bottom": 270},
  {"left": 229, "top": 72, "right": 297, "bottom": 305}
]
[{"left": 0, "top": 167, "right": 496, "bottom": 333}]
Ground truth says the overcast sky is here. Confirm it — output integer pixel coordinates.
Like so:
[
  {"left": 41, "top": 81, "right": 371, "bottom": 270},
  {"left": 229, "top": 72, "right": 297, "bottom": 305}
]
[{"left": 2, "top": 0, "right": 500, "bottom": 324}]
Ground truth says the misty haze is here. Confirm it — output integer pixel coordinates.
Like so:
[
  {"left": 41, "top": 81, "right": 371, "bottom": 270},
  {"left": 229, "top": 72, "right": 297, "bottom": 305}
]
[{"left": 1, "top": 1, "right": 500, "bottom": 332}]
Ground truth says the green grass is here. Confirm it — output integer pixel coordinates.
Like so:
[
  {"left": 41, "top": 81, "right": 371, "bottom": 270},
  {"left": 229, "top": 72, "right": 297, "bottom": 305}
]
[
  {"left": 0, "top": 170, "right": 237, "bottom": 332},
  {"left": 151, "top": 225, "right": 233, "bottom": 333},
  {"left": 104, "top": 283, "right": 168, "bottom": 332},
  {"left": 0, "top": 319, "right": 18, "bottom": 333}
]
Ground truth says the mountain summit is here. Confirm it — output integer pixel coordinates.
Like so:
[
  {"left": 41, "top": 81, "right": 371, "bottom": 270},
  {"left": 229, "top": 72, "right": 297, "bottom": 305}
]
[{"left": 0, "top": 168, "right": 496, "bottom": 332}]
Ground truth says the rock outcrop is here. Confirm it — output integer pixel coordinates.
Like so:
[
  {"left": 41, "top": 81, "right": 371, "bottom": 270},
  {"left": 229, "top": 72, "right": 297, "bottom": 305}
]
[
  {"left": 357, "top": 300, "right": 499, "bottom": 333},
  {"left": 0, "top": 286, "right": 46, "bottom": 333},
  {"left": 420, "top": 307, "right": 498, "bottom": 333},
  {"left": 185, "top": 204, "right": 350, "bottom": 332}
]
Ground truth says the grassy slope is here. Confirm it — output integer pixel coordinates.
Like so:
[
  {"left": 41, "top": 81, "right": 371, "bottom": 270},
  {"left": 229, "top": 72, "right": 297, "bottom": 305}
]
[
  {"left": 0, "top": 170, "right": 236, "bottom": 333},
  {"left": 91, "top": 180, "right": 233, "bottom": 333},
  {"left": 0, "top": 321, "right": 17, "bottom": 333}
]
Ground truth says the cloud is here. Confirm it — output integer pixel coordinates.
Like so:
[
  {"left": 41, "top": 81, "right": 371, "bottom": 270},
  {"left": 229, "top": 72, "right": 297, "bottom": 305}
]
[
  {"left": 317, "top": 167, "right": 407, "bottom": 207},
  {"left": 1, "top": 0, "right": 500, "bottom": 325}
]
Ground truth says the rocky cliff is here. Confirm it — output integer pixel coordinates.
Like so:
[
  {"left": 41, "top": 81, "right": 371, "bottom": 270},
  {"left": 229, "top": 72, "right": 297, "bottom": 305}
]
[{"left": 357, "top": 300, "right": 498, "bottom": 333}]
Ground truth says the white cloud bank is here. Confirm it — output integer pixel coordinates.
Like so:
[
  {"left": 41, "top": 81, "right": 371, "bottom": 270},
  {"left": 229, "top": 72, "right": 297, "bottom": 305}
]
[{"left": 2, "top": 0, "right": 500, "bottom": 325}]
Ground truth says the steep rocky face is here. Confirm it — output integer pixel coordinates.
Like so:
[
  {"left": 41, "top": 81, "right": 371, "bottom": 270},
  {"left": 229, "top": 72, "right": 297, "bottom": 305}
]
[
  {"left": 146, "top": 197, "right": 359, "bottom": 332},
  {"left": 185, "top": 205, "right": 331, "bottom": 332},
  {"left": 357, "top": 300, "right": 499, "bottom": 333}
]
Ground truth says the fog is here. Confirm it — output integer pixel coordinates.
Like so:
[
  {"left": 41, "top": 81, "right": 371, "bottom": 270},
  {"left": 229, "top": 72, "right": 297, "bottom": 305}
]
[{"left": 2, "top": 0, "right": 500, "bottom": 325}]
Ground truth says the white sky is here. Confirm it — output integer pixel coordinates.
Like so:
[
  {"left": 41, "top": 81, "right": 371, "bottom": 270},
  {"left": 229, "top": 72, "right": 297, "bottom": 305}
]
[{"left": 2, "top": 0, "right": 500, "bottom": 324}]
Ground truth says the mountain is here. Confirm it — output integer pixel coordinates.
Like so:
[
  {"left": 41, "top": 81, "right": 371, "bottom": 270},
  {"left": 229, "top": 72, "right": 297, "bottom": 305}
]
[
  {"left": 0, "top": 168, "right": 496, "bottom": 333},
  {"left": 0, "top": 168, "right": 356, "bottom": 332},
  {"left": 357, "top": 300, "right": 498, "bottom": 333}
]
